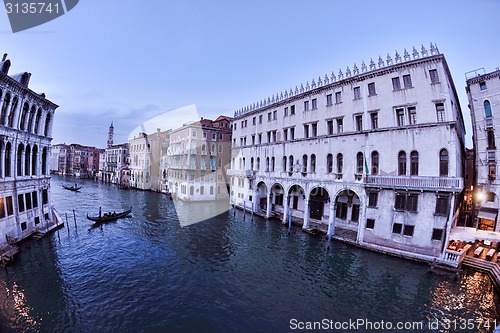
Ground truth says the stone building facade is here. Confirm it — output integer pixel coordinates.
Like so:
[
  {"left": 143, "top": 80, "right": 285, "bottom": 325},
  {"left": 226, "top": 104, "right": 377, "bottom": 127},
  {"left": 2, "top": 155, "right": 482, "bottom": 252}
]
[
  {"left": 467, "top": 68, "right": 500, "bottom": 232},
  {"left": 167, "top": 116, "right": 232, "bottom": 201},
  {"left": 0, "top": 53, "right": 59, "bottom": 248},
  {"left": 229, "top": 44, "right": 465, "bottom": 263}
]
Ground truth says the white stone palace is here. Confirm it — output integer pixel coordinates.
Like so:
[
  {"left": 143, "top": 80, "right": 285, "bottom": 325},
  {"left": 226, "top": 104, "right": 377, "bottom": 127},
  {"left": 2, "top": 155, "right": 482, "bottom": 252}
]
[
  {"left": 0, "top": 53, "right": 59, "bottom": 250},
  {"left": 229, "top": 44, "right": 466, "bottom": 263}
]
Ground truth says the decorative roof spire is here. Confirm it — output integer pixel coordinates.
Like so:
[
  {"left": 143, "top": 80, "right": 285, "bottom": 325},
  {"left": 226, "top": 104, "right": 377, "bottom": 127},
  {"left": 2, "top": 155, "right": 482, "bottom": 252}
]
[
  {"left": 412, "top": 46, "right": 419, "bottom": 59},
  {"left": 361, "top": 61, "right": 367, "bottom": 72},
  {"left": 395, "top": 50, "right": 401, "bottom": 63},
  {"left": 369, "top": 58, "right": 376, "bottom": 70},
  {"left": 345, "top": 66, "right": 351, "bottom": 77},
  {"left": 403, "top": 48, "right": 410, "bottom": 61},
  {"left": 421, "top": 44, "right": 428, "bottom": 57},
  {"left": 386, "top": 53, "right": 393, "bottom": 65}
]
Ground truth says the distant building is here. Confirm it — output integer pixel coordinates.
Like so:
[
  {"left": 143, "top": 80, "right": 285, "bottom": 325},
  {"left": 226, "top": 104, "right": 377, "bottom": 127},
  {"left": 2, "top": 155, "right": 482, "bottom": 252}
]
[
  {"left": 230, "top": 44, "right": 465, "bottom": 264},
  {"left": 466, "top": 67, "right": 500, "bottom": 232},
  {"left": 129, "top": 129, "right": 170, "bottom": 191},
  {"left": 50, "top": 143, "right": 99, "bottom": 178},
  {"left": 167, "top": 116, "right": 232, "bottom": 201},
  {"left": 0, "top": 53, "right": 59, "bottom": 248},
  {"left": 102, "top": 143, "right": 129, "bottom": 184}
]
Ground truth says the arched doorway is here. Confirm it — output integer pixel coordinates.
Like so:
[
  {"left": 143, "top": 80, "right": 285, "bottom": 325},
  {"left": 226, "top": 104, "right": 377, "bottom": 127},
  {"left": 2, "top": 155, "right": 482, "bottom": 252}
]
[
  {"left": 288, "top": 184, "right": 305, "bottom": 211},
  {"left": 257, "top": 181, "right": 268, "bottom": 212},
  {"left": 309, "top": 186, "right": 329, "bottom": 220},
  {"left": 335, "top": 189, "right": 361, "bottom": 224}
]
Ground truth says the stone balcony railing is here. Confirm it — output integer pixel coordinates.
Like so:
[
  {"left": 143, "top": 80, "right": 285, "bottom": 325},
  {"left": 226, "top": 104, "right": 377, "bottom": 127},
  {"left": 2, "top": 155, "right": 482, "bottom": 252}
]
[
  {"left": 365, "top": 175, "right": 463, "bottom": 192},
  {"left": 442, "top": 248, "right": 468, "bottom": 268}
]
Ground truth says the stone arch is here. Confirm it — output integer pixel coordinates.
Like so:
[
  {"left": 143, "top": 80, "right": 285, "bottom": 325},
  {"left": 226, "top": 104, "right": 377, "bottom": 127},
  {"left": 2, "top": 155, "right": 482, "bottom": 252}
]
[
  {"left": 256, "top": 181, "right": 268, "bottom": 211},
  {"left": 287, "top": 184, "right": 305, "bottom": 211},
  {"left": 271, "top": 182, "right": 285, "bottom": 209},
  {"left": 309, "top": 186, "right": 330, "bottom": 220},
  {"left": 333, "top": 188, "right": 362, "bottom": 225}
]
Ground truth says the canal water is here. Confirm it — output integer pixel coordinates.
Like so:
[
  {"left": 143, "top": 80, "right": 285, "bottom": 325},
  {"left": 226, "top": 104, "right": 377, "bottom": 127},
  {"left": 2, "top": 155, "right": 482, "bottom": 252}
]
[{"left": 0, "top": 176, "right": 498, "bottom": 333}]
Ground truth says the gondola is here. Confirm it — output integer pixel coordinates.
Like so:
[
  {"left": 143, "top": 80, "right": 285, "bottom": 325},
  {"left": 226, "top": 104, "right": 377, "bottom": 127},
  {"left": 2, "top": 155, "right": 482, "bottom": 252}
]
[
  {"left": 62, "top": 184, "right": 82, "bottom": 191},
  {"left": 86, "top": 207, "right": 132, "bottom": 223}
]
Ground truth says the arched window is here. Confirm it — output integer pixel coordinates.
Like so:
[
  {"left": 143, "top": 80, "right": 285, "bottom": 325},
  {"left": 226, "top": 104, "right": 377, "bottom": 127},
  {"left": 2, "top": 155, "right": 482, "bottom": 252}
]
[
  {"left": 8, "top": 96, "right": 18, "bottom": 127},
  {"left": 17, "top": 143, "right": 24, "bottom": 176},
  {"left": 310, "top": 154, "right": 316, "bottom": 173},
  {"left": 439, "top": 149, "right": 448, "bottom": 177},
  {"left": 266, "top": 157, "right": 270, "bottom": 171},
  {"left": 398, "top": 151, "right": 407, "bottom": 175},
  {"left": 356, "top": 152, "right": 364, "bottom": 174},
  {"left": 337, "top": 153, "right": 343, "bottom": 174},
  {"left": 42, "top": 147, "right": 47, "bottom": 175},
  {"left": 484, "top": 100, "right": 492, "bottom": 118},
  {"left": 5, "top": 142, "right": 11, "bottom": 177},
  {"left": 19, "top": 103, "right": 28, "bottom": 130},
  {"left": 327, "top": 153, "right": 333, "bottom": 173},
  {"left": 371, "top": 151, "right": 379, "bottom": 175},
  {"left": 250, "top": 157, "right": 254, "bottom": 170},
  {"left": 271, "top": 157, "right": 275, "bottom": 172},
  {"left": 44, "top": 113, "right": 51, "bottom": 136},
  {"left": 32, "top": 145, "right": 38, "bottom": 175},
  {"left": 283, "top": 156, "right": 287, "bottom": 173},
  {"left": 288, "top": 156, "right": 294, "bottom": 173},
  {"left": 302, "top": 154, "right": 308, "bottom": 173},
  {"left": 256, "top": 157, "right": 260, "bottom": 170},
  {"left": 28, "top": 105, "right": 35, "bottom": 132},
  {"left": 25, "top": 145, "right": 31, "bottom": 176},
  {"left": 1, "top": 93, "right": 10, "bottom": 125},
  {"left": 410, "top": 151, "right": 419, "bottom": 176}
]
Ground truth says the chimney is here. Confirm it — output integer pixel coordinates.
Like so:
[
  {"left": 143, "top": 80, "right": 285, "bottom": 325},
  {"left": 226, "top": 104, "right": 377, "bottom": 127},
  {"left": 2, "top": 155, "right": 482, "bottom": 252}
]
[{"left": 1, "top": 53, "right": 7, "bottom": 62}]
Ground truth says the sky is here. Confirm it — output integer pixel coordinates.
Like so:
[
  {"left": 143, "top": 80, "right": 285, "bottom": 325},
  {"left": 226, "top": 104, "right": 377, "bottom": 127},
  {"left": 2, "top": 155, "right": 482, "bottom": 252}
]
[{"left": 1, "top": 0, "right": 499, "bottom": 148}]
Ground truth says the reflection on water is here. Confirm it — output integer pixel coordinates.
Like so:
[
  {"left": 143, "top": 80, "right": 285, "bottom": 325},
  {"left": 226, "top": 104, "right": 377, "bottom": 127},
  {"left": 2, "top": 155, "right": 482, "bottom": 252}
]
[{"left": 0, "top": 175, "right": 498, "bottom": 332}]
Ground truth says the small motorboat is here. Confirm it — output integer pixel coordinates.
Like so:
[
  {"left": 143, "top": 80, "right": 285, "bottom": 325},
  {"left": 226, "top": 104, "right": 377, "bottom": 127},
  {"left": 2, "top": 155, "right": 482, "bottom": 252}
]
[
  {"left": 62, "top": 184, "right": 82, "bottom": 191},
  {"left": 86, "top": 207, "right": 132, "bottom": 223}
]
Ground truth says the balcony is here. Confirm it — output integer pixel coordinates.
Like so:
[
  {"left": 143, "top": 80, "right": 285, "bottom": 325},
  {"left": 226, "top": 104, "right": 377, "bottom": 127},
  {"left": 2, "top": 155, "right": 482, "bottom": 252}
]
[{"left": 365, "top": 175, "right": 463, "bottom": 192}]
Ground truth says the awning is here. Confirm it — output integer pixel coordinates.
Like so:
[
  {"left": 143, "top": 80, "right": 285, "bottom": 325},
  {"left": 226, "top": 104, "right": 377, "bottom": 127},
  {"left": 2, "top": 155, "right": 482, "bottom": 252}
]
[{"left": 477, "top": 207, "right": 498, "bottom": 221}]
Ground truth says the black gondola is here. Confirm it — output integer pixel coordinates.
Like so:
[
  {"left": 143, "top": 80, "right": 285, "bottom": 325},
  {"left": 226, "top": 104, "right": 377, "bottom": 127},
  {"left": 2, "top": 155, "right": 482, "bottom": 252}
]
[
  {"left": 62, "top": 184, "right": 82, "bottom": 191},
  {"left": 86, "top": 207, "right": 132, "bottom": 223}
]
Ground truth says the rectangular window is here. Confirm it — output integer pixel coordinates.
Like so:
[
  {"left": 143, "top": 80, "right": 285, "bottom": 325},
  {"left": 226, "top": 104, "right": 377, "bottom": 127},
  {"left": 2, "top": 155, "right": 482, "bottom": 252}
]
[
  {"left": 432, "top": 228, "right": 444, "bottom": 241},
  {"left": 429, "top": 69, "right": 439, "bottom": 84},
  {"left": 303, "top": 124, "right": 309, "bottom": 138},
  {"left": 326, "top": 94, "right": 333, "bottom": 106},
  {"left": 42, "top": 190, "right": 48, "bottom": 205},
  {"left": 392, "top": 77, "right": 401, "bottom": 91},
  {"left": 406, "top": 194, "right": 418, "bottom": 212},
  {"left": 327, "top": 120, "right": 334, "bottom": 135},
  {"left": 408, "top": 107, "right": 417, "bottom": 125},
  {"left": 335, "top": 91, "right": 342, "bottom": 104},
  {"left": 336, "top": 202, "right": 348, "bottom": 220},
  {"left": 371, "top": 112, "right": 378, "bottom": 129},
  {"left": 355, "top": 115, "right": 363, "bottom": 131},
  {"left": 368, "top": 82, "right": 376, "bottom": 96},
  {"left": 395, "top": 193, "right": 406, "bottom": 210},
  {"left": 403, "top": 225, "right": 414, "bottom": 237},
  {"left": 436, "top": 103, "right": 446, "bottom": 122},
  {"left": 311, "top": 98, "right": 317, "bottom": 110},
  {"left": 435, "top": 195, "right": 449, "bottom": 215},
  {"left": 284, "top": 107, "right": 288, "bottom": 117},
  {"left": 252, "top": 135, "right": 255, "bottom": 145},
  {"left": 353, "top": 86, "right": 361, "bottom": 100},
  {"left": 258, "top": 134, "right": 262, "bottom": 144},
  {"left": 368, "top": 192, "right": 378, "bottom": 207},
  {"left": 366, "top": 218, "right": 375, "bottom": 229},
  {"left": 403, "top": 74, "right": 412, "bottom": 89},
  {"left": 290, "top": 127, "right": 295, "bottom": 140},
  {"left": 290, "top": 105, "right": 295, "bottom": 115},
  {"left": 304, "top": 101, "right": 309, "bottom": 111},
  {"left": 6, "top": 196, "right": 13, "bottom": 216},
  {"left": 392, "top": 223, "right": 402, "bottom": 234},
  {"left": 351, "top": 205, "right": 360, "bottom": 222},
  {"left": 21, "top": 222, "right": 27, "bottom": 231},
  {"left": 35, "top": 217, "right": 40, "bottom": 225},
  {"left": 396, "top": 108, "right": 405, "bottom": 126},
  {"left": 267, "top": 132, "right": 271, "bottom": 143},
  {"left": 337, "top": 118, "right": 343, "bottom": 134},
  {"left": 0, "top": 198, "right": 4, "bottom": 218},
  {"left": 273, "top": 110, "right": 277, "bottom": 120},
  {"left": 311, "top": 123, "right": 317, "bottom": 137},
  {"left": 267, "top": 112, "right": 271, "bottom": 121},
  {"left": 259, "top": 115, "right": 263, "bottom": 124},
  {"left": 18, "top": 194, "right": 25, "bottom": 213},
  {"left": 283, "top": 129, "right": 288, "bottom": 141},
  {"left": 480, "top": 81, "right": 487, "bottom": 91},
  {"left": 252, "top": 117, "right": 256, "bottom": 125},
  {"left": 25, "top": 193, "right": 32, "bottom": 210}
]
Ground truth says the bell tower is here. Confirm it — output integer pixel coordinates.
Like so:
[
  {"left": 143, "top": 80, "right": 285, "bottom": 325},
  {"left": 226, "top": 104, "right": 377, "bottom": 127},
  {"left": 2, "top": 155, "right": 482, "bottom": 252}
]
[{"left": 107, "top": 122, "right": 114, "bottom": 148}]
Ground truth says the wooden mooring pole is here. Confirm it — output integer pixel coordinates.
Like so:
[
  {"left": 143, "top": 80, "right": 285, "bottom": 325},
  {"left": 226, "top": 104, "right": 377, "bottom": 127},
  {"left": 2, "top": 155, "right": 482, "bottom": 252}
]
[{"left": 73, "top": 209, "right": 77, "bottom": 228}]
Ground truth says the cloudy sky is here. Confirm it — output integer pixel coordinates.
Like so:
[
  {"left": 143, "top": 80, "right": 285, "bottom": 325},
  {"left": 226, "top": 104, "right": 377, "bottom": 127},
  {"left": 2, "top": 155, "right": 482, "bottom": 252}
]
[{"left": 1, "top": 0, "right": 499, "bottom": 148}]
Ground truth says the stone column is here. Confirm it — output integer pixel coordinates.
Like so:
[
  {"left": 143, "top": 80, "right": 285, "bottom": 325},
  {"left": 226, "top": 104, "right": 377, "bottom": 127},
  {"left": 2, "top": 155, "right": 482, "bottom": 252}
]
[
  {"left": 327, "top": 202, "right": 335, "bottom": 237},
  {"left": 282, "top": 194, "right": 290, "bottom": 225},
  {"left": 266, "top": 191, "right": 272, "bottom": 219},
  {"left": 302, "top": 199, "right": 310, "bottom": 229}
]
